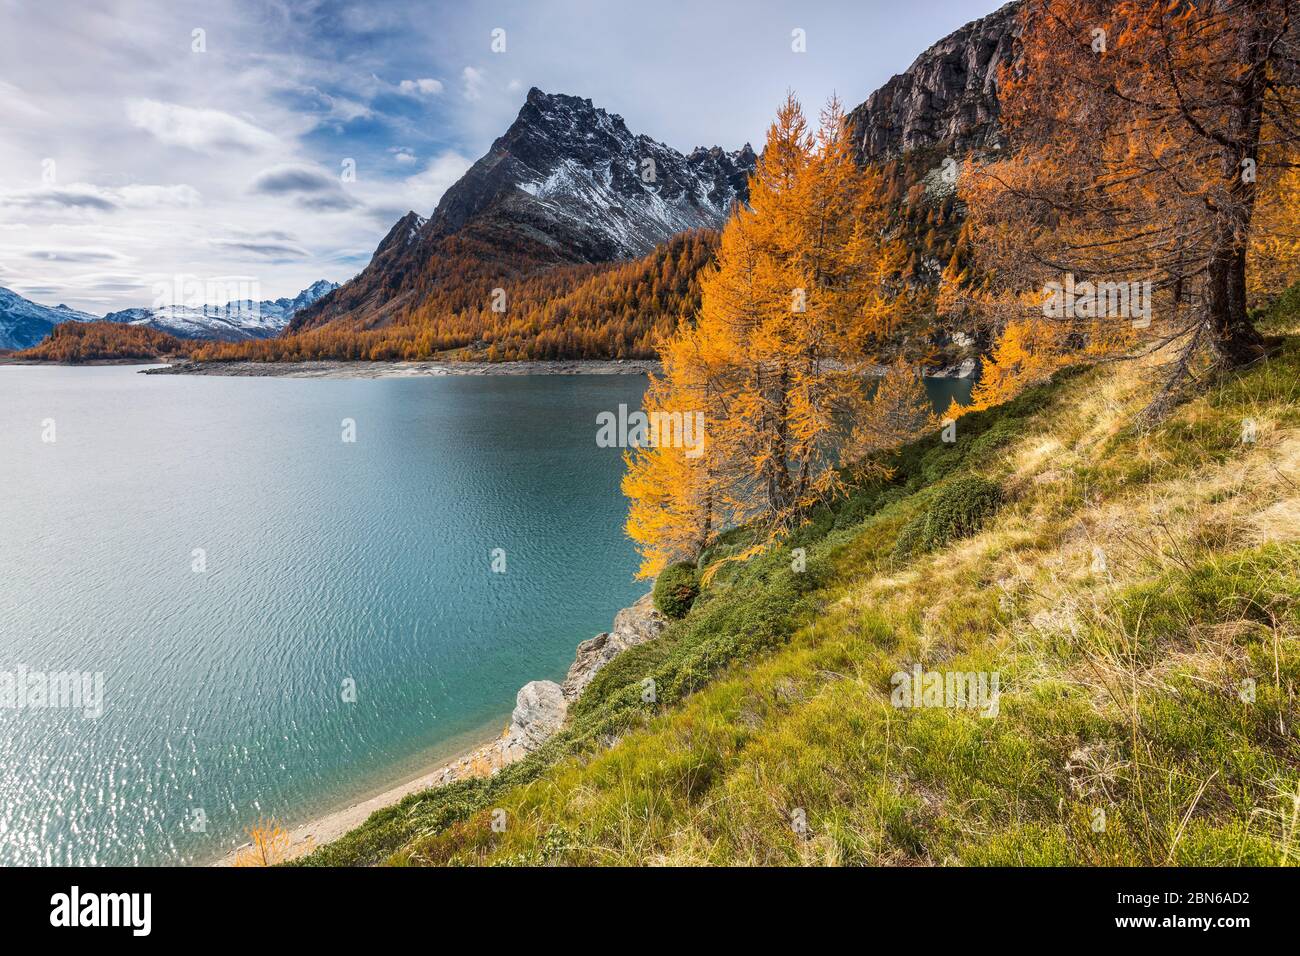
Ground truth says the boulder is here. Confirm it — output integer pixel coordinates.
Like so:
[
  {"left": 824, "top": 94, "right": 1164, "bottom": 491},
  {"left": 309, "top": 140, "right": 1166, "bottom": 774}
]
[
  {"left": 501, "top": 680, "right": 567, "bottom": 759},
  {"left": 562, "top": 591, "right": 666, "bottom": 701}
]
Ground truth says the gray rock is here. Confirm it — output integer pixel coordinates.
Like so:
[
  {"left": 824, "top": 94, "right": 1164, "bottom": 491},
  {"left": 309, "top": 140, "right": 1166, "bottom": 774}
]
[
  {"left": 501, "top": 680, "right": 567, "bottom": 759},
  {"left": 928, "top": 357, "right": 978, "bottom": 379},
  {"left": 562, "top": 591, "right": 666, "bottom": 701},
  {"left": 847, "top": 1, "right": 1023, "bottom": 163}
]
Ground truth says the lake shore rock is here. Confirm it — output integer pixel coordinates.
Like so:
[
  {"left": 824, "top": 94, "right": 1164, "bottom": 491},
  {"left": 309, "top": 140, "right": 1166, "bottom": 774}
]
[{"left": 562, "top": 592, "right": 666, "bottom": 701}]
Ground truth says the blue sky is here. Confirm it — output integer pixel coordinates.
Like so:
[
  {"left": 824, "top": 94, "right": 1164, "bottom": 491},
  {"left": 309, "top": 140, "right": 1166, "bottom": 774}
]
[{"left": 0, "top": 0, "right": 1003, "bottom": 312}]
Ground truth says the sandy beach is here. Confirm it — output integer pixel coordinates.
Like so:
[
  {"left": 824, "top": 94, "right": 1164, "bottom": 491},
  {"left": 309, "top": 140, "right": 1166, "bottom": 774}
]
[
  {"left": 213, "top": 723, "right": 508, "bottom": 867},
  {"left": 145, "top": 359, "right": 661, "bottom": 379}
]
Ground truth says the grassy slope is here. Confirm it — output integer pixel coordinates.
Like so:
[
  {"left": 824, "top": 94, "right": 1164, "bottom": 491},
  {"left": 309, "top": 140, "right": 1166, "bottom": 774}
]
[{"left": 307, "top": 293, "right": 1300, "bottom": 867}]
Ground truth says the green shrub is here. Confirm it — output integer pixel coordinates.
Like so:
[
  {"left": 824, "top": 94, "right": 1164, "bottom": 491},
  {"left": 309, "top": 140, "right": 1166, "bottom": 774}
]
[
  {"left": 919, "top": 444, "right": 962, "bottom": 485},
  {"left": 893, "top": 475, "right": 1004, "bottom": 559},
  {"left": 964, "top": 418, "right": 1022, "bottom": 463},
  {"left": 833, "top": 486, "right": 884, "bottom": 529},
  {"left": 654, "top": 562, "right": 701, "bottom": 618}
]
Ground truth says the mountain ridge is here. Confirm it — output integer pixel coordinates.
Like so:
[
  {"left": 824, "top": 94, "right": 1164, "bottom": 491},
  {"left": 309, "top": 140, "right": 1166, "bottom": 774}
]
[
  {"left": 290, "top": 87, "right": 755, "bottom": 333},
  {"left": 0, "top": 288, "right": 98, "bottom": 351},
  {"left": 0, "top": 280, "right": 338, "bottom": 351},
  {"left": 283, "top": 4, "right": 1024, "bottom": 351},
  {"left": 847, "top": 0, "right": 1021, "bottom": 162},
  {"left": 105, "top": 279, "right": 338, "bottom": 342}
]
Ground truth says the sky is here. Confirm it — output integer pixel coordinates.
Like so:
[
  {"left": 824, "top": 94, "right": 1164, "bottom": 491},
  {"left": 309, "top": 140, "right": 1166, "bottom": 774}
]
[{"left": 0, "top": 0, "right": 1004, "bottom": 313}]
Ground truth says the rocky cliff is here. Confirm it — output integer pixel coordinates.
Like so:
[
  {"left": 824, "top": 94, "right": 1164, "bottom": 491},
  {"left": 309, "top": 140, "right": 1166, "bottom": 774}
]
[{"left": 847, "top": 0, "right": 1022, "bottom": 163}]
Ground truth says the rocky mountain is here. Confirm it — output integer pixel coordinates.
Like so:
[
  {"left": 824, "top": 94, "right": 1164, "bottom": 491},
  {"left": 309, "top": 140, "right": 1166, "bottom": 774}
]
[
  {"left": 103, "top": 279, "right": 338, "bottom": 342},
  {"left": 0, "top": 288, "right": 97, "bottom": 351},
  {"left": 292, "top": 88, "right": 755, "bottom": 331},
  {"left": 436, "top": 88, "right": 755, "bottom": 260},
  {"left": 847, "top": 0, "right": 1022, "bottom": 163},
  {"left": 217, "top": 7, "right": 1022, "bottom": 358}
]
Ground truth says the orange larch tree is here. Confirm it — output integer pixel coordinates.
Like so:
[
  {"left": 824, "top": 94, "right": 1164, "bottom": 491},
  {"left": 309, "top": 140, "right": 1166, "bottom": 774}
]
[
  {"left": 958, "top": 0, "right": 1300, "bottom": 416},
  {"left": 624, "top": 95, "right": 928, "bottom": 573}
]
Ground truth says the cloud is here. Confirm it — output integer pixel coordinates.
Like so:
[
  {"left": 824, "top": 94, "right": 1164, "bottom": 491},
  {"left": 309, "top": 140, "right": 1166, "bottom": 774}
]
[
  {"left": 0, "top": 80, "right": 47, "bottom": 120},
  {"left": 209, "top": 237, "right": 311, "bottom": 258},
  {"left": 461, "top": 67, "right": 485, "bottom": 101},
  {"left": 398, "top": 78, "right": 443, "bottom": 96},
  {"left": 389, "top": 147, "right": 417, "bottom": 165},
  {"left": 322, "top": 94, "right": 373, "bottom": 123},
  {"left": 0, "top": 183, "right": 201, "bottom": 216},
  {"left": 126, "top": 98, "right": 279, "bottom": 152},
  {"left": 402, "top": 151, "right": 473, "bottom": 211},
  {"left": 250, "top": 163, "right": 358, "bottom": 211},
  {"left": 116, "top": 184, "right": 203, "bottom": 208},
  {"left": 21, "top": 246, "right": 131, "bottom": 263},
  {"left": 251, "top": 163, "right": 338, "bottom": 195},
  {"left": 1, "top": 185, "right": 119, "bottom": 212},
  {"left": 69, "top": 272, "right": 151, "bottom": 294},
  {"left": 10, "top": 285, "right": 65, "bottom": 299}
]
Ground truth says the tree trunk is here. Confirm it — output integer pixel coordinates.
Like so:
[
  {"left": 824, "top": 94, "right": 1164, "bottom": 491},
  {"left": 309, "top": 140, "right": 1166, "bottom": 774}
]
[
  {"left": 766, "top": 366, "right": 793, "bottom": 521},
  {"left": 1207, "top": 0, "right": 1269, "bottom": 368},
  {"left": 1206, "top": 232, "right": 1266, "bottom": 367}
]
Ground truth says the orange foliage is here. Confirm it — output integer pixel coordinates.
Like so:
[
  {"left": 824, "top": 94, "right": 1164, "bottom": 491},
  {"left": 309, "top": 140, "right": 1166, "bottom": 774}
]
[
  {"left": 231, "top": 818, "right": 293, "bottom": 867},
  {"left": 193, "top": 231, "right": 718, "bottom": 363},
  {"left": 956, "top": 0, "right": 1300, "bottom": 413},
  {"left": 15, "top": 321, "right": 194, "bottom": 363},
  {"left": 964, "top": 318, "right": 1067, "bottom": 413},
  {"left": 624, "top": 96, "right": 930, "bottom": 573}
]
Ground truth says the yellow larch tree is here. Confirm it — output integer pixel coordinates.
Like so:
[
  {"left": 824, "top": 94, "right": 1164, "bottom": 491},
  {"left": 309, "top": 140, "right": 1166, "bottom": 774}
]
[
  {"left": 624, "top": 94, "right": 924, "bottom": 574},
  {"left": 851, "top": 357, "right": 938, "bottom": 457}
]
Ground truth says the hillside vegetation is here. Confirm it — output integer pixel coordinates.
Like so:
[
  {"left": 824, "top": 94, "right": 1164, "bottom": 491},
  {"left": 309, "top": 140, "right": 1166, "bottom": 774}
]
[
  {"left": 192, "top": 231, "right": 719, "bottom": 363},
  {"left": 14, "top": 321, "right": 193, "bottom": 363},
  {"left": 301, "top": 289, "right": 1300, "bottom": 867}
]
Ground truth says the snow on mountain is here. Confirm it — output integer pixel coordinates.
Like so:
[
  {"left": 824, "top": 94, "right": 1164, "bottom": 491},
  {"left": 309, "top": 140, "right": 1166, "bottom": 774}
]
[
  {"left": 0, "top": 288, "right": 97, "bottom": 351},
  {"left": 101, "top": 280, "right": 339, "bottom": 342},
  {"left": 292, "top": 88, "right": 756, "bottom": 331},
  {"left": 431, "top": 87, "right": 756, "bottom": 262}
]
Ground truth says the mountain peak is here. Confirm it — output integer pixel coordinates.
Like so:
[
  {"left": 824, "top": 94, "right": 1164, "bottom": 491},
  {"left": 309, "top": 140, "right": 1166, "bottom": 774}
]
[
  {"left": 291, "top": 88, "right": 756, "bottom": 332},
  {"left": 424, "top": 88, "right": 755, "bottom": 260},
  {"left": 0, "top": 287, "right": 99, "bottom": 351}
]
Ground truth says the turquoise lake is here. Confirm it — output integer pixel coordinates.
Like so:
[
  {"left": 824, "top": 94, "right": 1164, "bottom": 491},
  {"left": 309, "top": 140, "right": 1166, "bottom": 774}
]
[
  {"left": 0, "top": 366, "right": 653, "bottom": 865},
  {"left": 0, "top": 366, "right": 972, "bottom": 866}
]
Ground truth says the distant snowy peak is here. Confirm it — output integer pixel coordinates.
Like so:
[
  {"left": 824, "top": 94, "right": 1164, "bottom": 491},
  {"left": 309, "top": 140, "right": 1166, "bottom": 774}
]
[
  {"left": 424, "top": 87, "right": 756, "bottom": 261},
  {"left": 102, "top": 280, "right": 339, "bottom": 342},
  {"left": 0, "top": 287, "right": 97, "bottom": 351},
  {"left": 285, "top": 279, "right": 340, "bottom": 314}
]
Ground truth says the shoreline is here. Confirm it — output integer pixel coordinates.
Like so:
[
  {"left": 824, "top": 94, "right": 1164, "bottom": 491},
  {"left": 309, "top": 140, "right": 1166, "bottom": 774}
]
[
  {"left": 0, "top": 357, "right": 173, "bottom": 367},
  {"left": 144, "top": 359, "right": 661, "bottom": 379},
  {"left": 213, "top": 591, "right": 665, "bottom": 866},
  {"left": 212, "top": 718, "right": 508, "bottom": 867},
  {"left": 2, "top": 356, "right": 978, "bottom": 379}
]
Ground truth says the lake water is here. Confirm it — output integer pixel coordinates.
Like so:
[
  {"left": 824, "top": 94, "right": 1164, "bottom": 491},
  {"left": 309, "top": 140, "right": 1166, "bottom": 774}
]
[
  {"left": 0, "top": 366, "right": 971, "bottom": 866},
  {"left": 0, "top": 366, "right": 654, "bottom": 865}
]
